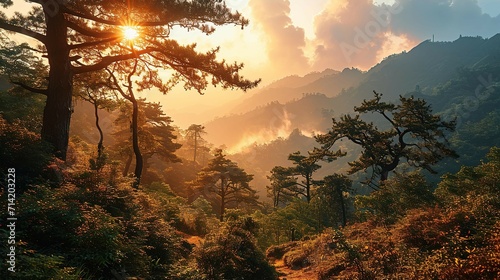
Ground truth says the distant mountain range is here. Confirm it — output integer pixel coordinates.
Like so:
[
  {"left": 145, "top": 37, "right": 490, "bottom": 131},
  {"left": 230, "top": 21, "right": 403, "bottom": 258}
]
[
  {"left": 204, "top": 34, "right": 500, "bottom": 151},
  {"left": 228, "top": 68, "right": 364, "bottom": 115}
]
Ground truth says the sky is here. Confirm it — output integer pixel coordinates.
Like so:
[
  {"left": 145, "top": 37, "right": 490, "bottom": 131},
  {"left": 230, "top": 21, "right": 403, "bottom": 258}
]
[
  {"left": 6, "top": 0, "right": 500, "bottom": 128},
  {"left": 152, "top": 0, "right": 500, "bottom": 127}
]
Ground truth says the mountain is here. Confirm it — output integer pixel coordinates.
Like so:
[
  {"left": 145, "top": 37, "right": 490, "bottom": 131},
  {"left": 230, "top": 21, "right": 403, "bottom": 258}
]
[
  {"left": 263, "top": 68, "right": 340, "bottom": 89},
  {"left": 204, "top": 34, "right": 500, "bottom": 151},
  {"left": 205, "top": 93, "right": 335, "bottom": 153},
  {"left": 334, "top": 34, "right": 500, "bottom": 112},
  {"left": 229, "top": 68, "right": 364, "bottom": 114}
]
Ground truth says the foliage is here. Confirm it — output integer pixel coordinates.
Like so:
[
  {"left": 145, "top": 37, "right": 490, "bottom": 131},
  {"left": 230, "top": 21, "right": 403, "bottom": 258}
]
[
  {"left": 186, "top": 124, "right": 207, "bottom": 164},
  {"left": 177, "top": 197, "right": 218, "bottom": 236},
  {"left": 0, "top": 32, "right": 48, "bottom": 95},
  {"left": 356, "top": 171, "right": 435, "bottom": 224},
  {"left": 450, "top": 111, "right": 500, "bottom": 166},
  {"left": 0, "top": 248, "right": 86, "bottom": 280},
  {"left": 195, "top": 221, "right": 277, "bottom": 280},
  {"left": 314, "top": 174, "right": 353, "bottom": 227},
  {"left": 0, "top": 90, "right": 45, "bottom": 132},
  {"left": 265, "top": 147, "right": 500, "bottom": 279},
  {"left": 162, "top": 160, "right": 201, "bottom": 198},
  {"left": 0, "top": 0, "right": 260, "bottom": 159},
  {"left": 0, "top": 116, "right": 53, "bottom": 191},
  {"left": 267, "top": 149, "right": 339, "bottom": 205},
  {"left": 0, "top": 165, "right": 186, "bottom": 279},
  {"left": 112, "top": 99, "right": 181, "bottom": 179},
  {"left": 253, "top": 200, "right": 319, "bottom": 249},
  {"left": 266, "top": 166, "right": 297, "bottom": 207},
  {"left": 286, "top": 151, "right": 322, "bottom": 202},
  {"left": 193, "top": 149, "right": 259, "bottom": 221},
  {"left": 316, "top": 92, "right": 458, "bottom": 187}
]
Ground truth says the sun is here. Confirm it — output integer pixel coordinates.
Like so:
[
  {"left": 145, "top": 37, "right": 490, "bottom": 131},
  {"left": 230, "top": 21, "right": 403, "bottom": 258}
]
[{"left": 122, "top": 26, "right": 139, "bottom": 40}]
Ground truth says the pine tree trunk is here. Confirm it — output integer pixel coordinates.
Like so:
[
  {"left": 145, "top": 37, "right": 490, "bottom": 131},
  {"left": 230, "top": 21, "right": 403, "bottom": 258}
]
[
  {"left": 131, "top": 96, "right": 143, "bottom": 188},
  {"left": 193, "top": 131, "right": 198, "bottom": 163},
  {"left": 41, "top": 10, "right": 73, "bottom": 160},
  {"left": 220, "top": 193, "right": 225, "bottom": 222},
  {"left": 306, "top": 176, "right": 311, "bottom": 202},
  {"left": 220, "top": 180, "right": 226, "bottom": 222},
  {"left": 93, "top": 101, "right": 104, "bottom": 159},
  {"left": 338, "top": 186, "right": 347, "bottom": 227}
]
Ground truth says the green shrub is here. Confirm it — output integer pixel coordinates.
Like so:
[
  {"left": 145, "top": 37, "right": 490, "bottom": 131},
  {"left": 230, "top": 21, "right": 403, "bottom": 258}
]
[{"left": 196, "top": 223, "right": 277, "bottom": 280}]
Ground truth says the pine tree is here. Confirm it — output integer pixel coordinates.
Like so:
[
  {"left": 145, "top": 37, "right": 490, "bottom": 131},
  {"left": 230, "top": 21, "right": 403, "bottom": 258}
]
[
  {"left": 194, "top": 149, "right": 258, "bottom": 221},
  {"left": 316, "top": 92, "right": 458, "bottom": 188},
  {"left": 0, "top": 1, "right": 259, "bottom": 159}
]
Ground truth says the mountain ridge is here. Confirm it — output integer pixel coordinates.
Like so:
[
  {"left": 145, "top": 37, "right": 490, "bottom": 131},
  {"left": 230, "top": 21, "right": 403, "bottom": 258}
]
[{"left": 205, "top": 34, "right": 500, "bottom": 151}]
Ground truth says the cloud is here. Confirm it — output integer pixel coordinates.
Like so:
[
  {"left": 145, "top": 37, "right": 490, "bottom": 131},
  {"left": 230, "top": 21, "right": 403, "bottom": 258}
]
[
  {"left": 248, "top": 0, "right": 310, "bottom": 77},
  {"left": 311, "top": 0, "right": 416, "bottom": 70},
  {"left": 310, "top": 0, "right": 500, "bottom": 71},
  {"left": 391, "top": 0, "right": 500, "bottom": 41}
]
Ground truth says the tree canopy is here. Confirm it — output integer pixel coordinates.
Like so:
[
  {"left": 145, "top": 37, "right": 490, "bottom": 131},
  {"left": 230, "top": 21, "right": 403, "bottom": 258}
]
[
  {"left": 186, "top": 124, "right": 206, "bottom": 164},
  {"left": 113, "top": 99, "right": 181, "bottom": 180},
  {"left": 0, "top": 0, "right": 260, "bottom": 159},
  {"left": 316, "top": 92, "right": 458, "bottom": 188},
  {"left": 193, "top": 149, "right": 258, "bottom": 221}
]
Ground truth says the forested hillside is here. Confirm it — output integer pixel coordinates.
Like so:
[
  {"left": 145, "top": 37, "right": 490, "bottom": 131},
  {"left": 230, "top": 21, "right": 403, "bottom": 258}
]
[
  {"left": 1, "top": 1, "right": 499, "bottom": 278},
  {"left": 205, "top": 35, "right": 500, "bottom": 152}
]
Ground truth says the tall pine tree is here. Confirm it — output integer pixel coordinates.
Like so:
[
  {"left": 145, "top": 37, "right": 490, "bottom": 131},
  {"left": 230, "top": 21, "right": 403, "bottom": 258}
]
[{"left": 0, "top": 0, "right": 259, "bottom": 159}]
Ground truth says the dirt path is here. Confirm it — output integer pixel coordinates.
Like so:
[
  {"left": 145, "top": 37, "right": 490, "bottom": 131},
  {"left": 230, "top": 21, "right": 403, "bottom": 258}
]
[{"left": 273, "top": 259, "right": 317, "bottom": 280}]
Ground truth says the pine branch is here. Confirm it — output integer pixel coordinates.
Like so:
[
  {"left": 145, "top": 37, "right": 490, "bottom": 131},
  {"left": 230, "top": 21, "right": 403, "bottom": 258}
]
[
  {"left": 63, "top": 6, "right": 118, "bottom": 26},
  {"left": 11, "top": 80, "right": 47, "bottom": 95},
  {"left": 73, "top": 48, "right": 154, "bottom": 74},
  {"left": 69, "top": 36, "right": 120, "bottom": 50},
  {"left": 0, "top": 20, "right": 47, "bottom": 44},
  {"left": 66, "top": 20, "right": 116, "bottom": 39}
]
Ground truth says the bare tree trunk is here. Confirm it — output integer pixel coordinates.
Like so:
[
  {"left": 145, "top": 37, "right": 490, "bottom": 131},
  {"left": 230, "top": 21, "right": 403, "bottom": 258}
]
[
  {"left": 338, "top": 186, "right": 347, "bottom": 227},
  {"left": 274, "top": 190, "right": 280, "bottom": 208},
  {"left": 220, "top": 192, "right": 225, "bottom": 222},
  {"left": 41, "top": 10, "right": 72, "bottom": 160},
  {"left": 193, "top": 131, "right": 198, "bottom": 163},
  {"left": 380, "top": 157, "right": 400, "bottom": 183},
  {"left": 131, "top": 96, "right": 143, "bottom": 188},
  {"left": 306, "top": 176, "right": 311, "bottom": 203},
  {"left": 93, "top": 101, "right": 104, "bottom": 158}
]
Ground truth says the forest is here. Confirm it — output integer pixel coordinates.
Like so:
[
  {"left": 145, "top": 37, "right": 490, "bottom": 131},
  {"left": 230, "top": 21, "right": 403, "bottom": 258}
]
[{"left": 1, "top": 1, "right": 500, "bottom": 280}]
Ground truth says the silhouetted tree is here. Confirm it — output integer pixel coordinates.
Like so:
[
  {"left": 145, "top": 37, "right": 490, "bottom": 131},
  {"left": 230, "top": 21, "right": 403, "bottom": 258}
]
[
  {"left": 287, "top": 151, "right": 321, "bottom": 202},
  {"left": 186, "top": 124, "right": 206, "bottom": 164},
  {"left": 194, "top": 149, "right": 258, "bottom": 221},
  {"left": 267, "top": 149, "right": 344, "bottom": 204},
  {"left": 0, "top": 1, "right": 259, "bottom": 160},
  {"left": 74, "top": 70, "right": 118, "bottom": 170},
  {"left": 316, "top": 92, "right": 458, "bottom": 188},
  {"left": 266, "top": 166, "right": 296, "bottom": 208},
  {"left": 108, "top": 59, "right": 144, "bottom": 188},
  {"left": 315, "top": 174, "right": 352, "bottom": 227},
  {"left": 114, "top": 97, "right": 181, "bottom": 187}
]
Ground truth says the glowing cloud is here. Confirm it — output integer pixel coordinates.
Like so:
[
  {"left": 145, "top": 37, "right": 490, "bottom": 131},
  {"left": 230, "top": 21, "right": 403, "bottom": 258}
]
[
  {"left": 248, "top": 0, "right": 310, "bottom": 77},
  {"left": 309, "top": 0, "right": 500, "bottom": 71}
]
